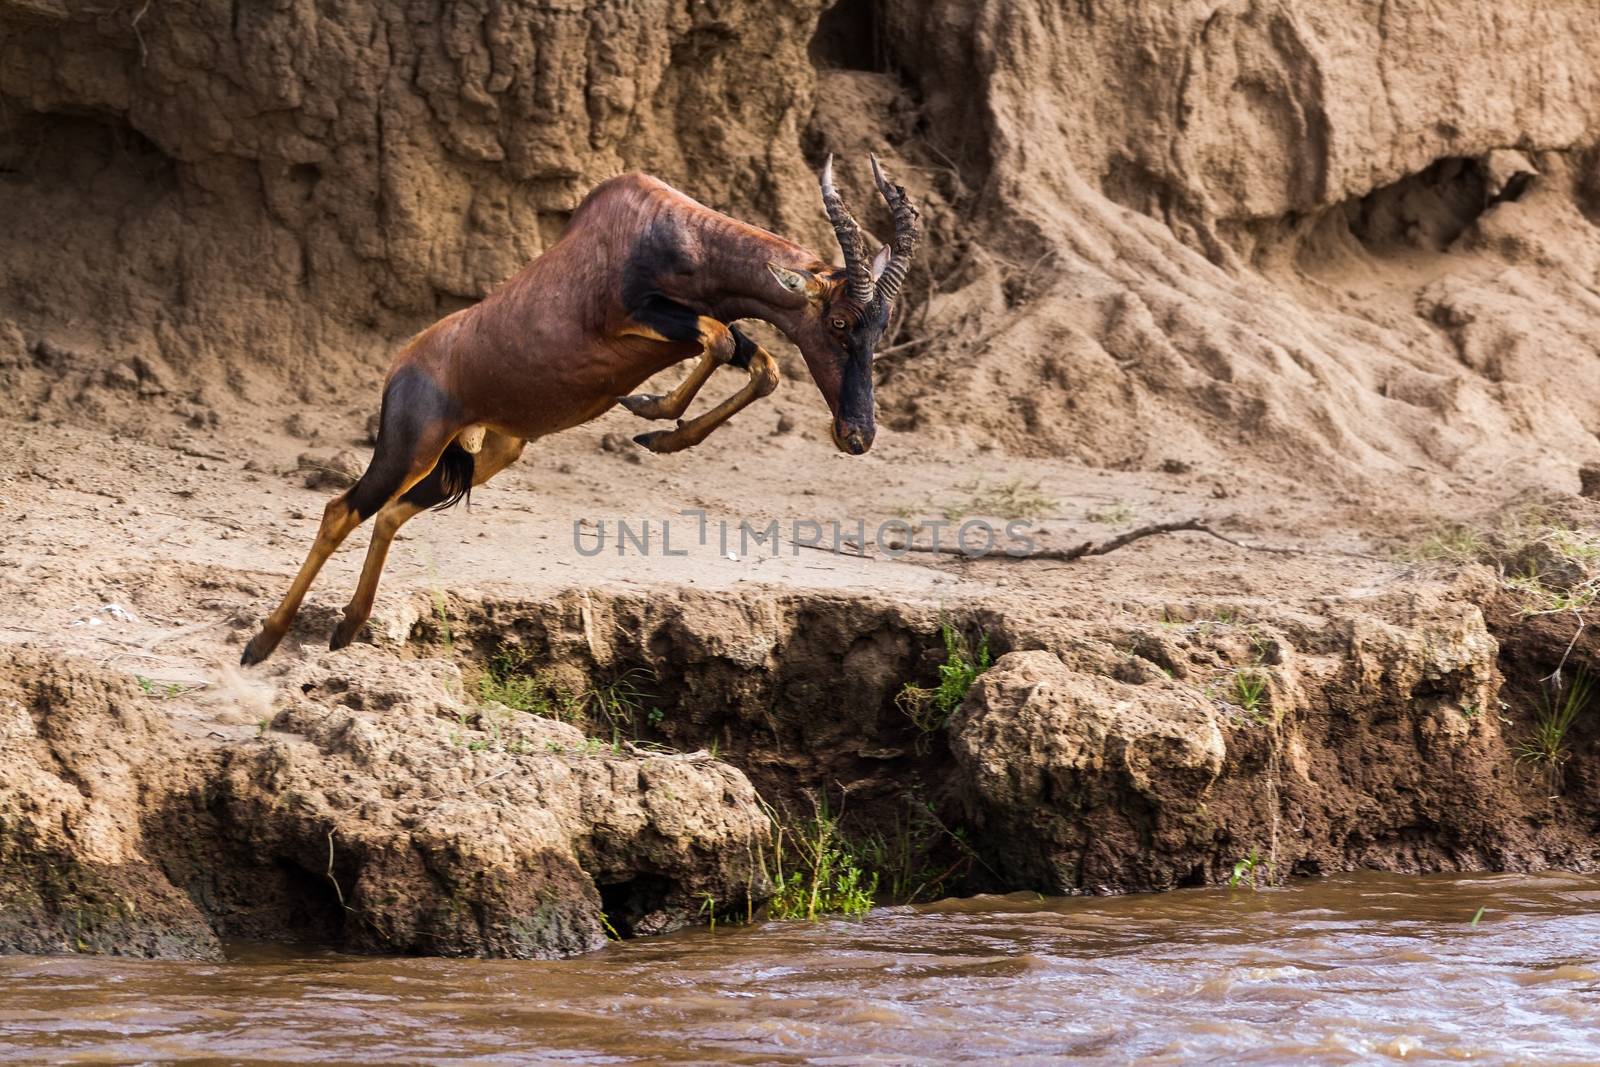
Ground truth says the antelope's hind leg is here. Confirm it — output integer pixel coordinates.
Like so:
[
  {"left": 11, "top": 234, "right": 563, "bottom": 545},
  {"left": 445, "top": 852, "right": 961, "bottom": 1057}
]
[
  {"left": 328, "top": 431, "right": 526, "bottom": 651},
  {"left": 241, "top": 369, "right": 463, "bottom": 666}
]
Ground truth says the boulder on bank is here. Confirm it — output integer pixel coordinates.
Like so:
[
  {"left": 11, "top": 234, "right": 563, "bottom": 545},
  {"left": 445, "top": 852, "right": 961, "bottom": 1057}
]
[
  {"left": 949, "top": 651, "right": 1227, "bottom": 894},
  {"left": 0, "top": 648, "right": 773, "bottom": 959}
]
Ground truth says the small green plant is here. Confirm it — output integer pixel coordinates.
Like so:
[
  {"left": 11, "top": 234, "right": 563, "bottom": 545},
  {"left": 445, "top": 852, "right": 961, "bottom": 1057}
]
[
  {"left": 1228, "top": 847, "right": 1267, "bottom": 889},
  {"left": 700, "top": 893, "right": 718, "bottom": 935},
  {"left": 1505, "top": 572, "right": 1599, "bottom": 617},
  {"left": 476, "top": 647, "right": 659, "bottom": 741},
  {"left": 1516, "top": 670, "right": 1592, "bottom": 794},
  {"left": 1404, "top": 514, "right": 1600, "bottom": 619},
  {"left": 428, "top": 569, "right": 455, "bottom": 657},
  {"left": 133, "top": 675, "right": 201, "bottom": 701},
  {"left": 898, "top": 619, "right": 992, "bottom": 734},
  {"left": 1470, "top": 906, "right": 1487, "bottom": 928},
  {"left": 765, "top": 800, "right": 878, "bottom": 921}
]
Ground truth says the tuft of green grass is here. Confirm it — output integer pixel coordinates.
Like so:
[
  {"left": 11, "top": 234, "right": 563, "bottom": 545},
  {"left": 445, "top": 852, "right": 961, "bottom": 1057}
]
[
  {"left": 1516, "top": 670, "right": 1592, "bottom": 795},
  {"left": 1504, "top": 572, "right": 1599, "bottom": 617},
  {"left": 477, "top": 648, "right": 584, "bottom": 723},
  {"left": 897, "top": 619, "right": 992, "bottom": 734},
  {"left": 1403, "top": 514, "right": 1600, "bottom": 617},
  {"left": 133, "top": 674, "right": 200, "bottom": 700},
  {"left": 1231, "top": 668, "right": 1269, "bottom": 720},
  {"left": 854, "top": 798, "right": 978, "bottom": 905},
  {"left": 476, "top": 648, "right": 657, "bottom": 740},
  {"left": 586, "top": 668, "right": 655, "bottom": 743}
]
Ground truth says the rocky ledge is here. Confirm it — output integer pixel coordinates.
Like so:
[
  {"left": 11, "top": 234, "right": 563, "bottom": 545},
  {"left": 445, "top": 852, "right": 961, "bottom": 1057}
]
[{"left": 5, "top": 549, "right": 1600, "bottom": 959}]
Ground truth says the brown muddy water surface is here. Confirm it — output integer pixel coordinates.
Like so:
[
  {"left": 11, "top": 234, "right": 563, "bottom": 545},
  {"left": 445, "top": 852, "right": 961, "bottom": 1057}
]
[{"left": 4, "top": 872, "right": 1600, "bottom": 1065}]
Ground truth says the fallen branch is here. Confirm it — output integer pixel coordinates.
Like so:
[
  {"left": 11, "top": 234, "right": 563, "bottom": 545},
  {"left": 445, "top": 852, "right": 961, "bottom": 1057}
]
[
  {"left": 884, "top": 519, "right": 1382, "bottom": 562},
  {"left": 785, "top": 519, "right": 1386, "bottom": 564},
  {"left": 885, "top": 518, "right": 1220, "bottom": 560}
]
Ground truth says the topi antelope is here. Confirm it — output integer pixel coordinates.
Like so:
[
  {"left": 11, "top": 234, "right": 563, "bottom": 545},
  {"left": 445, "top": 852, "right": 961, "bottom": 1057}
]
[{"left": 241, "top": 155, "right": 920, "bottom": 665}]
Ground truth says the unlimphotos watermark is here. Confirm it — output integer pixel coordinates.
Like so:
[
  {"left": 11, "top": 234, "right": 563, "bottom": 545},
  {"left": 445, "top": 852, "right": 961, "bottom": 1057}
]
[{"left": 572, "top": 509, "right": 1036, "bottom": 559}]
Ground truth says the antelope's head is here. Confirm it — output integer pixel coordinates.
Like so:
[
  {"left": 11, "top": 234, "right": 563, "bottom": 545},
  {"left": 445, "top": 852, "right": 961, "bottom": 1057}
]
[{"left": 767, "top": 155, "right": 920, "bottom": 455}]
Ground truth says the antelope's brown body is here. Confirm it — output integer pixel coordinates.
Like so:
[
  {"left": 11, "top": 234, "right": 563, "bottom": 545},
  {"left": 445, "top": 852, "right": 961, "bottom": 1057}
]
[
  {"left": 418, "top": 174, "right": 807, "bottom": 441},
  {"left": 242, "top": 161, "right": 919, "bottom": 665}
]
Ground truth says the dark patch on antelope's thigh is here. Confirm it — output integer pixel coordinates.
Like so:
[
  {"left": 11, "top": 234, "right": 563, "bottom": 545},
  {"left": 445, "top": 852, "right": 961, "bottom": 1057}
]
[{"left": 349, "top": 365, "right": 463, "bottom": 519}]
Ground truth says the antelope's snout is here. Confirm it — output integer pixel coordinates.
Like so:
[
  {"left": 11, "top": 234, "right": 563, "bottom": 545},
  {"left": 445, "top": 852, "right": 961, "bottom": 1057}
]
[{"left": 832, "top": 419, "right": 874, "bottom": 455}]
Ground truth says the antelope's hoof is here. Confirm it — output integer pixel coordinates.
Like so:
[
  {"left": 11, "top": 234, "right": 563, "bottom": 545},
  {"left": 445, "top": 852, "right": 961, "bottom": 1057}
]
[
  {"left": 329, "top": 618, "right": 362, "bottom": 652},
  {"left": 618, "top": 393, "right": 669, "bottom": 419},
  {"left": 240, "top": 630, "right": 276, "bottom": 667},
  {"left": 633, "top": 429, "right": 687, "bottom": 454}
]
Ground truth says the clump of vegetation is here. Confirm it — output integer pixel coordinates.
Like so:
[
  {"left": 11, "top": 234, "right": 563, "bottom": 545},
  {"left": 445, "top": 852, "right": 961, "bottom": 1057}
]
[
  {"left": 1403, "top": 510, "right": 1600, "bottom": 617},
  {"left": 447, "top": 706, "right": 547, "bottom": 756},
  {"left": 897, "top": 619, "right": 992, "bottom": 734},
  {"left": 1516, "top": 670, "right": 1592, "bottom": 795},
  {"left": 134, "top": 675, "right": 195, "bottom": 699},
  {"left": 1499, "top": 523, "right": 1600, "bottom": 617},
  {"left": 1407, "top": 522, "right": 1487, "bottom": 563},
  {"left": 765, "top": 800, "right": 878, "bottom": 921},
  {"left": 477, "top": 646, "right": 657, "bottom": 742},
  {"left": 940, "top": 477, "right": 1057, "bottom": 521},
  {"left": 856, "top": 798, "right": 982, "bottom": 904}
]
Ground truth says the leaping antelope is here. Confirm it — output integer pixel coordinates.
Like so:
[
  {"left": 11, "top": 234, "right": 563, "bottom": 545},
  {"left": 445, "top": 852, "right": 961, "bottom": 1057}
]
[{"left": 241, "top": 155, "right": 920, "bottom": 665}]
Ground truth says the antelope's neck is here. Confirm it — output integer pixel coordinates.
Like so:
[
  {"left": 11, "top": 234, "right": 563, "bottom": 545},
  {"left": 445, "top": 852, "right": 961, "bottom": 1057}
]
[{"left": 689, "top": 213, "right": 819, "bottom": 334}]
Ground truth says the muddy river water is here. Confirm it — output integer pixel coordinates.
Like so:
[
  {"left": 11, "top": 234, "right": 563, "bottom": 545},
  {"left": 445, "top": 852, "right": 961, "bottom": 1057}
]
[{"left": 4, "top": 872, "right": 1600, "bottom": 1064}]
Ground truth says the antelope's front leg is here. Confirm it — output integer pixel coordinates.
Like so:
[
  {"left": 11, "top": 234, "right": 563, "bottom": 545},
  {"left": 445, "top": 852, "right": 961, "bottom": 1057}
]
[
  {"left": 618, "top": 349, "right": 720, "bottom": 420},
  {"left": 619, "top": 319, "right": 751, "bottom": 420},
  {"left": 633, "top": 348, "right": 780, "bottom": 454}
]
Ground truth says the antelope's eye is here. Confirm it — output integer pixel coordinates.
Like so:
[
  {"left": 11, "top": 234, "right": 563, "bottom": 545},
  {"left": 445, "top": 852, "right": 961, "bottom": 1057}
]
[{"left": 830, "top": 317, "right": 847, "bottom": 330}]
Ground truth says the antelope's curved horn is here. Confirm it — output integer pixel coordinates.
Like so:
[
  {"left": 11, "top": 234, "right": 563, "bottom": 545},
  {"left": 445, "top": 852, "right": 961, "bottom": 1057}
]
[
  {"left": 819, "top": 155, "right": 875, "bottom": 305},
  {"left": 869, "top": 153, "right": 921, "bottom": 305}
]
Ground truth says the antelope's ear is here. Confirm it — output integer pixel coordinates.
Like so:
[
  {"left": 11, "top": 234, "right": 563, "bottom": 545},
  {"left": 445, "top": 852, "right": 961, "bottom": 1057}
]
[
  {"left": 869, "top": 244, "right": 892, "bottom": 282},
  {"left": 767, "top": 262, "right": 820, "bottom": 300}
]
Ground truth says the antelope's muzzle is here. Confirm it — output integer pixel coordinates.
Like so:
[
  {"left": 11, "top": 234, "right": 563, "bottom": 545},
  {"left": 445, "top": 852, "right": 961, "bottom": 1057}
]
[{"left": 832, "top": 419, "right": 874, "bottom": 455}]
